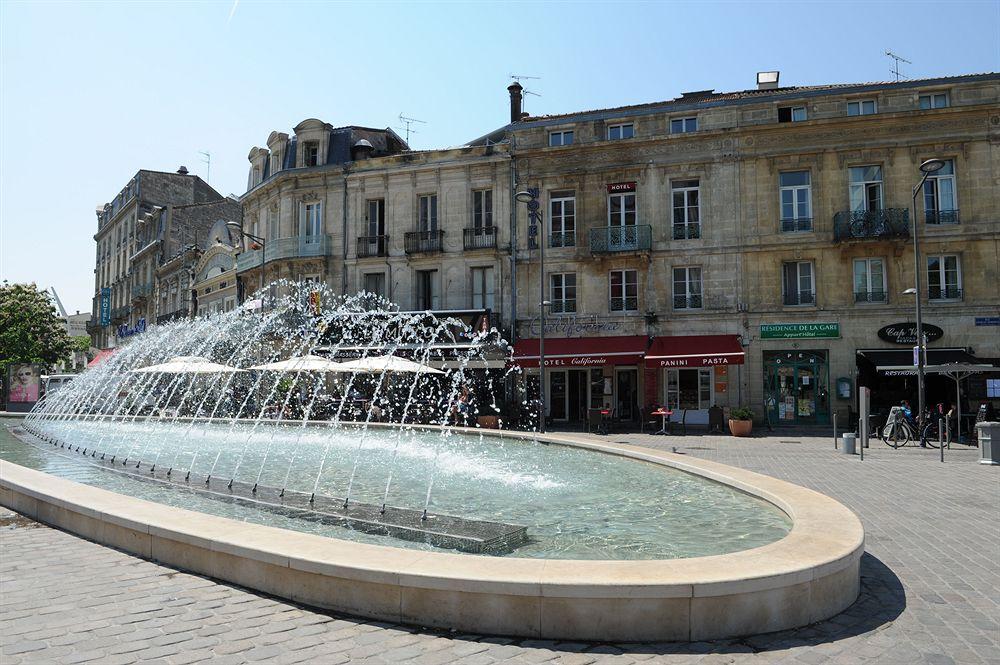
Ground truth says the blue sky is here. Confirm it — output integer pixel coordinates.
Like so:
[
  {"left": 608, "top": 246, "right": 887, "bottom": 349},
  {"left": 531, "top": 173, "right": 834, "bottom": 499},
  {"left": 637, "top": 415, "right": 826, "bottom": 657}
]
[{"left": 1, "top": 1, "right": 997, "bottom": 314}]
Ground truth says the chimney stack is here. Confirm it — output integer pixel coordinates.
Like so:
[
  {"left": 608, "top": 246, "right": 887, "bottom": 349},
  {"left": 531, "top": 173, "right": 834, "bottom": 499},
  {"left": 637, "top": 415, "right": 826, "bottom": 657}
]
[
  {"left": 757, "top": 71, "right": 780, "bottom": 91},
  {"left": 507, "top": 82, "right": 523, "bottom": 123},
  {"left": 177, "top": 165, "right": 189, "bottom": 175}
]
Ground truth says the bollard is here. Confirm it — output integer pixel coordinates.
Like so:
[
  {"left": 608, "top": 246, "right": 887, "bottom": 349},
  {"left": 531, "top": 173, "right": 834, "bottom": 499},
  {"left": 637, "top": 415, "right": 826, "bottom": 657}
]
[
  {"left": 834, "top": 413, "right": 838, "bottom": 449},
  {"left": 939, "top": 417, "right": 945, "bottom": 463}
]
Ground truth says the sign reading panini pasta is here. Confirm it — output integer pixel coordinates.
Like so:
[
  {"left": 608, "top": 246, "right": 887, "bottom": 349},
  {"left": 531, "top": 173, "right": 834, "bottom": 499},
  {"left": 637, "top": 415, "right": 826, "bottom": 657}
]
[{"left": 760, "top": 323, "right": 840, "bottom": 339}]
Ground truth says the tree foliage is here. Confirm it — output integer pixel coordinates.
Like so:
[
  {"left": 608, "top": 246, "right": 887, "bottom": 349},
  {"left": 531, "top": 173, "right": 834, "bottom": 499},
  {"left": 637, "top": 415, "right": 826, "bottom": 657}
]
[{"left": 0, "top": 282, "right": 74, "bottom": 375}]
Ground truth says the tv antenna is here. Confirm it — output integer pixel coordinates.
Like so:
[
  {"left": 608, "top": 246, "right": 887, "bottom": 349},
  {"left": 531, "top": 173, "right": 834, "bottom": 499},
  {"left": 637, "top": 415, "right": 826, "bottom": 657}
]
[
  {"left": 397, "top": 113, "right": 425, "bottom": 144},
  {"left": 198, "top": 150, "right": 211, "bottom": 184},
  {"left": 885, "top": 50, "right": 912, "bottom": 82},
  {"left": 510, "top": 74, "right": 542, "bottom": 114}
]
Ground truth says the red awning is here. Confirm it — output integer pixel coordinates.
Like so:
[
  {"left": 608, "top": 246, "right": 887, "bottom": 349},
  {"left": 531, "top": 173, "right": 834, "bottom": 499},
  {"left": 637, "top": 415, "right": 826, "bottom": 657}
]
[
  {"left": 512, "top": 336, "right": 648, "bottom": 368},
  {"left": 87, "top": 349, "right": 117, "bottom": 368},
  {"left": 645, "top": 335, "right": 745, "bottom": 368}
]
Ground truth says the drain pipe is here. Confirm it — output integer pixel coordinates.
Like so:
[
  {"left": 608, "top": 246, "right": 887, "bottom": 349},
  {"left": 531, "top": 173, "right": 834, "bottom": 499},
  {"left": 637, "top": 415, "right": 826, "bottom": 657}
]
[
  {"left": 341, "top": 171, "right": 349, "bottom": 295},
  {"left": 509, "top": 137, "right": 517, "bottom": 343}
]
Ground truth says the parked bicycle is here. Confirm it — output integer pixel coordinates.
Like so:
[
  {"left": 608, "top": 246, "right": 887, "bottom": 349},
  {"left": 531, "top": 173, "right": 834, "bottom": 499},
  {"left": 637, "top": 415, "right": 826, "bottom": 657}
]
[
  {"left": 880, "top": 406, "right": 917, "bottom": 448},
  {"left": 920, "top": 411, "right": 954, "bottom": 449}
]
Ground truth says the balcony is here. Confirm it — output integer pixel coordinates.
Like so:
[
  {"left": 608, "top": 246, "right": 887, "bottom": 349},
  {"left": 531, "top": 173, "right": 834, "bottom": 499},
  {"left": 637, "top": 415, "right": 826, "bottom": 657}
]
[
  {"left": 404, "top": 230, "right": 444, "bottom": 254},
  {"left": 85, "top": 318, "right": 100, "bottom": 333},
  {"left": 590, "top": 225, "right": 652, "bottom": 254},
  {"left": 157, "top": 309, "right": 189, "bottom": 324},
  {"left": 110, "top": 306, "right": 130, "bottom": 321},
  {"left": 672, "top": 224, "right": 701, "bottom": 240},
  {"left": 928, "top": 287, "right": 963, "bottom": 301},
  {"left": 783, "top": 291, "right": 816, "bottom": 307},
  {"left": 854, "top": 290, "right": 887, "bottom": 304},
  {"left": 673, "top": 295, "right": 703, "bottom": 310},
  {"left": 131, "top": 281, "right": 153, "bottom": 301},
  {"left": 357, "top": 235, "right": 389, "bottom": 258},
  {"left": 548, "top": 300, "right": 577, "bottom": 315},
  {"left": 609, "top": 297, "right": 639, "bottom": 312},
  {"left": 236, "top": 234, "right": 333, "bottom": 272},
  {"left": 833, "top": 209, "right": 909, "bottom": 241},
  {"left": 926, "top": 209, "right": 960, "bottom": 225},
  {"left": 780, "top": 218, "right": 813, "bottom": 233},
  {"left": 463, "top": 226, "right": 496, "bottom": 250}
]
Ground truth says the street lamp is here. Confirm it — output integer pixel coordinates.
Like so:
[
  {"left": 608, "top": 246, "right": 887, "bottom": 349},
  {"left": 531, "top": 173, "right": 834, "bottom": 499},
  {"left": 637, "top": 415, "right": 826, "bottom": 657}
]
[
  {"left": 909, "top": 158, "right": 946, "bottom": 430},
  {"left": 516, "top": 188, "right": 547, "bottom": 433},
  {"left": 226, "top": 222, "right": 266, "bottom": 306}
]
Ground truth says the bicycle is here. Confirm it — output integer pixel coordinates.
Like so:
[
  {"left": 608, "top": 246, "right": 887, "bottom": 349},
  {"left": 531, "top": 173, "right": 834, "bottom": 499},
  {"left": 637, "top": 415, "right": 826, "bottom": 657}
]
[
  {"left": 880, "top": 407, "right": 917, "bottom": 448},
  {"left": 921, "top": 416, "right": 954, "bottom": 449}
]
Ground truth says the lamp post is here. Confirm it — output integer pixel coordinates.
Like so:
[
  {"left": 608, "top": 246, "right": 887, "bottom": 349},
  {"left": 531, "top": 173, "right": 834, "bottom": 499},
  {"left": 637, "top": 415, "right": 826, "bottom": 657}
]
[
  {"left": 516, "top": 187, "right": 547, "bottom": 433},
  {"left": 908, "top": 158, "right": 946, "bottom": 432},
  {"left": 226, "top": 222, "right": 266, "bottom": 306}
]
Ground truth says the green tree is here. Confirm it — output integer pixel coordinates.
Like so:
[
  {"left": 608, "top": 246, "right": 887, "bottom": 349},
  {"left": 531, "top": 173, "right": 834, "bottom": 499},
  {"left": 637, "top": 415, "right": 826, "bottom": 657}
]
[{"left": 0, "top": 282, "right": 74, "bottom": 376}]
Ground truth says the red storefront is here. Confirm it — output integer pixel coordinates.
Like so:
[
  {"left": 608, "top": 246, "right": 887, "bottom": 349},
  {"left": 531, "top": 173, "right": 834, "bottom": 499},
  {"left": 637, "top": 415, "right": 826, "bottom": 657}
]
[{"left": 644, "top": 335, "right": 745, "bottom": 416}]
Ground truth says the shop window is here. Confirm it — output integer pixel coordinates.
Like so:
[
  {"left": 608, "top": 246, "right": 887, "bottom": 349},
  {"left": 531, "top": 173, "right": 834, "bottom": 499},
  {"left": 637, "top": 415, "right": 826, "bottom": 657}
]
[
  {"left": 853, "top": 258, "right": 887, "bottom": 303},
  {"left": 779, "top": 171, "right": 812, "bottom": 231},
  {"left": 927, "top": 255, "right": 962, "bottom": 301},
  {"left": 550, "top": 273, "right": 577, "bottom": 314},
  {"left": 764, "top": 350, "right": 830, "bottom": 425},
  {"left": 607, "top": 123, "right": 634, "bottom": 140},
  {"left": 919, "top": 93, "right": 949, "bottom": 109},
  {"left": 549, "top": 130, "right": 574, "bottom": 147},
  {"left": 778, "top": 106, "right": 807, "bottom": 122},
  {"left": 923, "top": 160, "right": 957, "bottom": 224},
  {"left": 671, "top": 180, "right": 700, "bottom": 239},
  {"left": 672, "top": 266, "right": 702, "bottom": 309},
  {"left": 471, "top": 267, "right": 494, "bottom": 310},
  {"left": 609, "top": 269, "right": 638, "bottom": 312},
  {"left": 670, "top": 117, "right": 697, "bottom": 133},
  {"left": 987, "top": 379, "right": 1000, "bottom": 398},
  {"left": 849, "top": 166, "right": 883, "bottom": 212},
  {"left": 665, "top": 368, "right": 712, "bottom": 410},
  {"left": 589, "top": 369, "right": 605, "bottom": 409},
  {"left": 847, "top": 100, "right": 877, "bottom": 116},
  {"left": 782, "top": 261, "right": 815, "bottom": 306},
  {"left": 549, "top": 192, "right": 576, "bottom": 247}
]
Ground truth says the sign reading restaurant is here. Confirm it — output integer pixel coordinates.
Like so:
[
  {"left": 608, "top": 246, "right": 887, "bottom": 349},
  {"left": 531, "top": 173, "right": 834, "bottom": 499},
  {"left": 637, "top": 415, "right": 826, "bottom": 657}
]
[
  {"left": 760, "top": 323, "right": 840, "bottom": 339},
  {"left": 876, "top": 322, "right": 944, "bottom": 345}
]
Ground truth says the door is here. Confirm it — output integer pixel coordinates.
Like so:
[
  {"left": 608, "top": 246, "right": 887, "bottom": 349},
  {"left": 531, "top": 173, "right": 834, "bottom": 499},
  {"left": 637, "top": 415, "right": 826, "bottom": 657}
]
[
  {"left": 567, "top": 370, "right": 588, "bottom": 423},
  {"left": 615, "top": 368, "right": 639, "bottom": 421},
  {"left": 764, "top": 351, "right": 830, "bottom": 425},
  {"left": 549, "top": 371, "right": 568, "bottom": 421}
]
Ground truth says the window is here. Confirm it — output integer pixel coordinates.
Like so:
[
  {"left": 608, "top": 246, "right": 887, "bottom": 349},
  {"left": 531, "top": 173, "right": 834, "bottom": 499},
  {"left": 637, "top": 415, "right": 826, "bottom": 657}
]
[
  {"left": 366, "top": 199, "right": 385, "bottom": 236},
  {"left": 608, "top": 191, "right": 636, "bottom": 227},
  {"left": 671, "top": 180, "right": 700, "bottom": 239},
  {"left": 609, "top": 269, "right": 638, "bottom": 312},
  {"left": 927, "top": 255, "right": 962, "bottom": 300},
  {"left": 782, "top": 261, "right": 815, "bottom": 306},
  {"left": 363, "top": 273, "right": 385, "bottom": 298},
  {"left": 301, "top": 273, "right": 321, "bottom": 284},
  {"left": 853, "top": 258, "right": 886, "bottom": 303},
  {"left": 549, "top": 192, "right": 576, "bottom": 247},
  {"left": 923, "top": 160, "right": 957, "bottom": 224},
  {"left": 418, "top": 194, "right": 438, "bottom": 231},
  {"left": 269, "top": 153, "right": 281, "bottom": 175},
  {"left": 472, "top": 190, "right": 493, "bottom": 229},
  {"left": 549, "top": 130, "right": 574, "bottom": 147},
  {"left": 919, "top": 93, "right": 949, "bottom": 110},
  {"left": 847, "top": 100, "right": 877, "bottom": 116},
  {"left": 224, "top": 297, "right": 236, "bottom": 312},
  {"left": 665, "top": 368, "right": 713, "bottom": 410},
  {"left": 267, "top": 208, "right": 278, "bottom": 241},
  {"left": 778, "top": 106, "right": 807, "bottom": 122},
  {"left": 608, "top": 123, "right": 634, "bottom": 140},
  {"left": 670, "top": 117, "right": 697, "bottom": 134},
  {"left": 550, "top": 273, "right": 577, "bottom": 314},
  {"left": 304, "top": 142, "right": 320, "bottom": 167},
  {"left": 672, "top": 267, "right": 703, "bottom": 309},
  {"left": 252, "top": 167, "right": 261, "bottom": 186},
  {"left": 987, "top": 378, "right": 1000, "bottom": 398},
  {"left": 849, "top": 166, "right": 883, "bottom": 212},
  {"left": 416, "top": 269, "right": 439, "bottom": 310},
  {"left": 471, "top": 267, "right": 495, "bottom": 309},
  {"left": 779, "top": 171, "right": 812, "bottom": 231},
  {"left": 302, "top": 202, "right": 322, "bottom": 240}
]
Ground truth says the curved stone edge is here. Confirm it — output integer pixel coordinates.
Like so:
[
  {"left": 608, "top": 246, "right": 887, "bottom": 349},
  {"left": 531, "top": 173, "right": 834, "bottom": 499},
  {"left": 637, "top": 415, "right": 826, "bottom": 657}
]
[{"left": 0, "top": 428, "right": 863, "bottom": 642}]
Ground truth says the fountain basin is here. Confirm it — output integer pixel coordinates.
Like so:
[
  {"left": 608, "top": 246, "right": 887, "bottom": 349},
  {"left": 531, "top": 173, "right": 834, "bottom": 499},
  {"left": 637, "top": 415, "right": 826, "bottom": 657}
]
[{"left": 0, "top": 427, "right": 863, "bottom": 641}]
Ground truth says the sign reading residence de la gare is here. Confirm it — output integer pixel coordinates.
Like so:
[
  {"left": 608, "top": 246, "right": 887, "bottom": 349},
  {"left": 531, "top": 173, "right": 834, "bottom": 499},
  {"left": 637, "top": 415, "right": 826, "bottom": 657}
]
[
  {"left": 760, "top": 323, "right": 840, "bottom": 339},
  {"left": 877, "top": 322, "right": 944, "bottom": 345}
]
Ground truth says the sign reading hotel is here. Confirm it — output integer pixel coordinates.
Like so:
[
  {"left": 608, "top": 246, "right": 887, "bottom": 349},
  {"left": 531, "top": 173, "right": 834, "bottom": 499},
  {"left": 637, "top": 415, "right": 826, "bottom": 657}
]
[
  {"left": 760, "top": 323, "right": 840, "bottom": 339},
  {"left": 607, "top": 182, "right": 636, "bottom": 193}
]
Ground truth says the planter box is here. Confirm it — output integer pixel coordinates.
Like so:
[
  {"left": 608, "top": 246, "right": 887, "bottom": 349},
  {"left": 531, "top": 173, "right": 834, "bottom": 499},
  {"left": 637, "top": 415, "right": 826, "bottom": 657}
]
[
  {"left": 477, "top": 415, "right": 500, "bottom": 429},
  {"left": 729, "top": 419, "right": 753, "bottom": 437}
]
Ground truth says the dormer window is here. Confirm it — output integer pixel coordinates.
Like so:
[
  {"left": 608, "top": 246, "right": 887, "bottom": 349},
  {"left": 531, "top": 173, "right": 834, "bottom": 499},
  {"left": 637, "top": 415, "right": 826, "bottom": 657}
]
[
  {"left": 549, "top": 130, "right": 574, "bottom": 147},
  {"left": 919, "top": 93, "right": 949, "bottom": 109},
  {"left": 252, "top": 167, "right": 261, "bottom": 186},
  {"left": 778, "top": 106, "right": 807, "bottom": 122},
  {"left": 304, "top": 142, "right": 320, "bottom": 167},
  {"left": 269, "top": 153, "right": 281, "bottom": 174},
  {"left": 607, "top": 123, "right": 634, "bottom": 140},
  {"left": 847, "top": 100, "right": 877, "bottom": 116},
  {"left": 670, "top": 117, "right": 697, "bottom": 134}
]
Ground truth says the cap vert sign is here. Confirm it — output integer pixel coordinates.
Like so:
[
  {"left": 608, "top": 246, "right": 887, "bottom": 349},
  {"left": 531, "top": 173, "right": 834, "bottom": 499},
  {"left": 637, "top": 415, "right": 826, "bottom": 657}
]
[
  {"left": 760, "top": 323, "right": 840, "bottom": 339},
  {"left": 876, "top": 322, "right": 944, "bottom": 345}
]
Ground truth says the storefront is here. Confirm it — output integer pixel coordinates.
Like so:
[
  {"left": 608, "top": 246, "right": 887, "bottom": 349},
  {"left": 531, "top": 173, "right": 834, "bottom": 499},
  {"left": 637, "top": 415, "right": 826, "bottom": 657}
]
[
  {"left": 512, "top": 336, "right": 647, "bottom": 424},
  {"left": 763, "top": 350, "right": 831, "bottom": 426},
  {"left": 857, "top": 347, "right": 981, "bottom": 415},
  {"left": 644, "top": 335, "right": 745, "bottom": 417}
]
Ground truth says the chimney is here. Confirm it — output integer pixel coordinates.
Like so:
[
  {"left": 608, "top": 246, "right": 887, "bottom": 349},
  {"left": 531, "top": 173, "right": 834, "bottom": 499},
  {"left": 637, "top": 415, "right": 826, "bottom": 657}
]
[
  {"left": 757, "top": 71, "right": 780, "bottom": 91},
  {"left": 507, "top": 82, "right": 523, "bottom": 123},
  {"left": 177, "top": 165, "right": 189, "bottom": 175}
]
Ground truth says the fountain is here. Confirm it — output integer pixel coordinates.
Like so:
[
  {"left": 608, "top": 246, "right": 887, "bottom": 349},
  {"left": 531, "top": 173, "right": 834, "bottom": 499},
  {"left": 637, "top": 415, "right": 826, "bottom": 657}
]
[{"left": 0, "top": 281, "right": 864, "bottom": 640}]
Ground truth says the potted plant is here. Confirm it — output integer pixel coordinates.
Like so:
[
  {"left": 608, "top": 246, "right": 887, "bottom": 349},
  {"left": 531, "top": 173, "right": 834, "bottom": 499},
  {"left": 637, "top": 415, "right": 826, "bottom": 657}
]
[{"left": 728, "top": 407, "right": 755, "bottom": 437}]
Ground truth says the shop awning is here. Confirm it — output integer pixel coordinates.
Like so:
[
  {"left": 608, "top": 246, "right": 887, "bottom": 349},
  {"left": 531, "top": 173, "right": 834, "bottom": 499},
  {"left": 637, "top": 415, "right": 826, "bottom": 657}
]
[
  {"left": 511, "top": 336, "right": 648, "bottom": 368},
  {"left": 858, "top": 348, "right": 979, "bottom": 376},
  {"left": 86, "top": 348, "right": 116, "bottom": 368},
  {"left": 645, "top": 335, "right": 745, "bottom": 368}
]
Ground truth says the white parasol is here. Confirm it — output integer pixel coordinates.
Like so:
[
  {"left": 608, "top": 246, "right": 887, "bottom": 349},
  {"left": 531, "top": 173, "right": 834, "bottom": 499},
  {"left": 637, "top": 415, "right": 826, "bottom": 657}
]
[
  {"left": 336, "top": 354, "right": 445, "bottom": 375},
  {"left": 130, "top": 356, "right": 243, "bottom": 374},
  {"left": 249, "top": 354, "right": 342, "bottom": 372}
]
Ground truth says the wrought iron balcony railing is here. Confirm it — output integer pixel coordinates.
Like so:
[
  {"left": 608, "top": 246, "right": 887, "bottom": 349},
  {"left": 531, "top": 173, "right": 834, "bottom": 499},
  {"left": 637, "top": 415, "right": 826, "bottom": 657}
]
[
  {"left": 357, "top": 235, "right": 389, "bottom": 258},
  {"left": 463, "top": 226, "right": 496, "bottom": 250},
  {"left": 783, "top": 290, "right": 816, "bottom": 306},
  {"left": 550, "top": 231, "right": 576, "bottom": 248},
  {"left": 609, "top": 296, "right": 639, "bottom": 312},
  {"left": 236, "top": 234, "right": 334, "bottom": 272},
  {"left": 833, "top": 209, "right": 909, "bottom": 241},
  {"left": 928, "top": 287, "right": 963, "bottom": 301},
  {"left": 110, "top": 306, "right": 130, "bottom": 321},
  {"left": 854, "top": 290, "right": 887, "bottom": 304},
  {"left": 673, "top": 294, "right": 703, "bottom": 309},
  {"left": 672, "top": 224, "right": 701, "bottom": 240},
  {"left": 156, "top": 309, "right": 189, "bottom": 324},
  {"left": 404, "top": 230, "right": 444, "bottom": 254},
  {"left": 590, "top": 225, "right": 652, "bottom": 254},
  {"left": 548, "top": 300, "right": 577, "bottom": 314},
  {"left": 131, "top": 281, "right": 153, "bottom": 300},
  {"left": 926, "top": 209, "right": 959, "bottom": 225},
  {"left": 780, "top": 218, "right": 813, "bottom": 233}
]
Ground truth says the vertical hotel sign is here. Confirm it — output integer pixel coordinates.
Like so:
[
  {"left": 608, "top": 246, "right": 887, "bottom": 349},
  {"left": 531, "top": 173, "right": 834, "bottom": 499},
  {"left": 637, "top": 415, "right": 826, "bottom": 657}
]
[{"left": 99, "top": 288, "right": 111, "bottom": 326}]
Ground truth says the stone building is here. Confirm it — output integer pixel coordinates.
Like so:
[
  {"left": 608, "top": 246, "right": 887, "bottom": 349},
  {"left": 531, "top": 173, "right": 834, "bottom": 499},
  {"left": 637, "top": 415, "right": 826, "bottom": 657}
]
[
  {"left": 89, "top": 168, "right": 227, "bottom": 349},
  {"left": 498, "top": 72, "right": 1000, "bottom": 428},
  {"left": 190, "top": 220, "right": 240, "bottom": 317}
]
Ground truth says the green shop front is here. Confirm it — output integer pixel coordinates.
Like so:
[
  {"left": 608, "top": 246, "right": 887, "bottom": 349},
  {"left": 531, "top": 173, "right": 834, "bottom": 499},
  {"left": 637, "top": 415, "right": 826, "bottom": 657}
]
[{"left": 761, "top": 323, "right": 838, "bottom": 426}]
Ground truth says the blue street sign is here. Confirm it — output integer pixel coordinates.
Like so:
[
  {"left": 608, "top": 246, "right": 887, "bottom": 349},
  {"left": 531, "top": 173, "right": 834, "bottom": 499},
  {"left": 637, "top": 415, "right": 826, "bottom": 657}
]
[{"left": 974, "top": 317, "right": 1000, "bottom": 326}]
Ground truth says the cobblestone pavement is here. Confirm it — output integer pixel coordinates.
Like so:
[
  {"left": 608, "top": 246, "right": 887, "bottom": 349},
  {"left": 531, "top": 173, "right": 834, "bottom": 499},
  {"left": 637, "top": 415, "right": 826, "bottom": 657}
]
[{"left": 2, "top": 431, "right": 998, "bottom": 664}]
